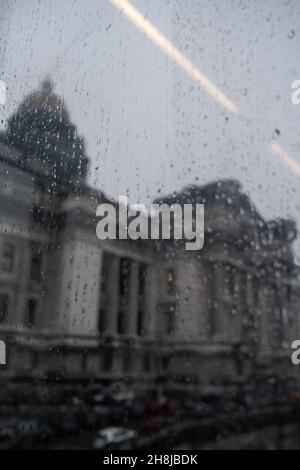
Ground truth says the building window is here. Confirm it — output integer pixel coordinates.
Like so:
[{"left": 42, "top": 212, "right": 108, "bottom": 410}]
[
  {"left": 286, "top": 284, "right": 292, "bottom": 307},
  {"left": 100, "top": 252, "right": 109, "bottom": 294},
  {"left": 80, "top": 350, "right": 87, "bottom": 371},
  {"left": 137, "top": 263, "right": 147, "bottom": 335},
  {"left": 240, "top": 271, "right": 248, "bottom": 313},
  {"left": 122, "top": 351, "right": 132, "bottom": 373},
  {"left": 143, "top": 352, "right": 151, "bottom": 372},
  {"left": 165, "top": 305, "right": 175, "bottom": 336},
  {"left": 118, "top": 257, "right": 130, "bottom": 335},
  {"left": 30, "top": 243, "right": 43, "bottom": 282},
  {"left": 208, "top": 263, "right": 217, "bottom": 337},
  {"left": 103, "top": 348, "right": 113, "bottom": 373},
  {"left": 119, "top": 257, "right": 130, "bottom": 299},
  {"left": 25, "top": 298, "right": 38, "bottom": 328},
  {"left": 98, "top": 308, "right": 107, "bottom": 335},
  {"left": 224, "top": 264, "right": 236, "bottom": 297},
  {"left": 31, "top": 352, "right": 39, "bottom": 368},
  {"left": 117, "top": 310, "right": 126, "bottom": 335},
  {"left": 162, "top": 356, "right": 169, "bottom": 371},
  {"left": 274, "top": 286, "right": 283, "bottom": 323},
  {"left": 0, "top": 294, "right": 9, "bottom": 323},
  {"left": 166, "top": 268, "right": 176, "bottom": 295},
  {"left": 1, "top": 242, "right": 15, "bottom": 273},
  {"left": 252, "top": 277, "right": 259, "bottom": 307},
  {"left": 98, "top": 251, "right": 110, "bottom": 334}
]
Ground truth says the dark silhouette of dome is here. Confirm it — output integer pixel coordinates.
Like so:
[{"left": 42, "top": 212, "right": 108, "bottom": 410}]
[{"left": 3, "top": 79, "right": 89, "bottom": 186}]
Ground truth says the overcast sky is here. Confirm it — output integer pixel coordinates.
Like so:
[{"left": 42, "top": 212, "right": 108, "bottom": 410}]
[{"left": 1, "top": 0, "right": 300, "bottom": 257}]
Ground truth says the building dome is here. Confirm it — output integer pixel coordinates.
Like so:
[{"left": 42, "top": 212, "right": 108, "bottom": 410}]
[{"left": 3, "top": 79, "right": 89, "bottom": 186}]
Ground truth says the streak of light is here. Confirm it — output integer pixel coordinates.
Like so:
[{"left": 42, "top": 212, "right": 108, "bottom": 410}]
[
  {"left": 110, "top": 0, "right": 238, "bottom": 113},
  {"left": 271, "top": 142, "right": 300, "bottom": 178}
]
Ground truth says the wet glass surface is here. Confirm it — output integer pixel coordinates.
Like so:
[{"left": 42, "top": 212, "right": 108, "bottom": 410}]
[{"left": 1, "top": 0, "right": 300, "bottom": 450}]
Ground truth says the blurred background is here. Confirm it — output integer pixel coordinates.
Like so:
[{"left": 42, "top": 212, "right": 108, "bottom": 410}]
[{"left": 0, "top": 0, "right": 300, "bottom": 450}]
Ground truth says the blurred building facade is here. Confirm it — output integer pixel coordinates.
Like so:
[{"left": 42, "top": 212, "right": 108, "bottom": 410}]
[
  {"left": 0, "top": 82, "right": 299, "bottom": 388},
  {"left": 154, "top": 183, "right": 300, "bottom": 386}
]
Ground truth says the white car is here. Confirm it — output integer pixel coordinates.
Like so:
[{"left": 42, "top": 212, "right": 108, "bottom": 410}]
[
  {"left": 93, "top": 427, "right": 137, "bottom": 449},
  {"left": 0, "top": 428, "right": 15, "bottom": 450}
]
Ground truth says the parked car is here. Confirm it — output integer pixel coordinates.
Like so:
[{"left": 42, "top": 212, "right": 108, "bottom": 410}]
[
  {"left": 127, "top": 395, "right": 146, "bottom": 418},
  {"left": 146, "top": 394, "right": 169, "bottom": 414},
  {"left": 50, "top": 411, "right": 80, "bottom": 436},
  {"left": 200, "top": 393, "right": 226, "bottom": 412},
  {"left": 161, "top": 399, "right": 180, "bottom": 414},
  {"left": 0, "top": 428, "right": 15, "bottom": 450},
  {"left": 236, "top": 390, "right": 274, "bottom": 410},
  {"left": 93, "top": 427, "right": 137, "bottom": 450},
  {"left": 16, "top": 419, "right": 40, "bottom": 436},
  {"left": 91, "top": 405, "right": 110, "bottom": 427},
  {"left": 185, "top": 400, "right": 215, "bottom": 418},
  {"left": 62, "top": 414, "right": 79, "bottom": 435},
  {"left": 113, "top": 391, "right": 135, "bottom": 402},
  {"left": 143, "top": 415, "right": 164, "bottom": 432},
  {"left": 274, "top": 391, "right": 288, "bottom": 406},
  {"left": 90, "top": 392, "right": 115, "bottom": 405}
]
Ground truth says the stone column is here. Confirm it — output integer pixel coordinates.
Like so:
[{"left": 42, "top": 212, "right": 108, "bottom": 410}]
[
  {"left": 285, "top": 285, "right": 297, "bottom": 346},
  {"left": 229, "top": 270, "right": 242, "bottom": 343},
  {"left": 57, "top": 238, "right": 102, "bottom": 336},
  {"left": 258, "top": 285, "right": 270, "bottom": 355},
  {"left": 198, "top": 261, "right": 209, "bottom": 340},
  {"left": 126, "top": 261, "right": 139, "bottom": 336},
  {"left": 177, "top": 257, "right": 206, "bottom": 341},
  {"left": 143, "top": 263, "right": 157, "bottom": 337},
  {"left": 15, "top": 238, "right": 31, "bottom": 329},
  {"left": 213, "top": 263, "right": 225, "bottom": 341},
  {"left": 105, "top": 255, "right": 120, "bottom": 336}
]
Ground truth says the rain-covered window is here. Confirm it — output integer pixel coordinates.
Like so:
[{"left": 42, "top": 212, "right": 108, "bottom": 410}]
[{"left": 1, "top": 0, "right": 300, "bottom": 453}]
